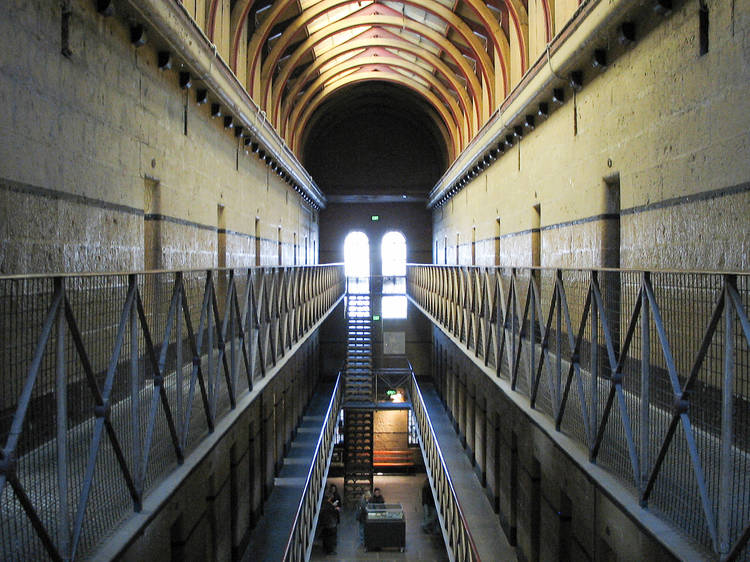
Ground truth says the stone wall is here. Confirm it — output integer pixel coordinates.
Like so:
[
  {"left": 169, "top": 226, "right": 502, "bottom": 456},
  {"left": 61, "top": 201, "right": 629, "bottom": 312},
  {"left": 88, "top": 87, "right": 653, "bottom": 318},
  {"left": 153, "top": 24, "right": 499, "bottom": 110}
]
[
  {"left": 0, "top": 0, "right": 318, "bottom": 274},
  {"left": 434, "top": 0, "right": 750, "bottom": 271}
]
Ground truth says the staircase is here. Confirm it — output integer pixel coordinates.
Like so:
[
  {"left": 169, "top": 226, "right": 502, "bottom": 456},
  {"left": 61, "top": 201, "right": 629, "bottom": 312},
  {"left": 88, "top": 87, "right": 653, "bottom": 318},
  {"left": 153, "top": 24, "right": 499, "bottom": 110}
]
[{"left": 342, "top": 293, "right": 374, "bottom": 503}]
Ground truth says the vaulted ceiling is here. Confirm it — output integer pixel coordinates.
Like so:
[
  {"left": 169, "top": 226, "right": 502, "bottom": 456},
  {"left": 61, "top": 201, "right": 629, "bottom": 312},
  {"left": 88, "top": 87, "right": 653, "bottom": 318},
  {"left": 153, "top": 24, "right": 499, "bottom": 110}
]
[
  {"left": 172, "top": 0, "right": 559, "bottom": 198},
  {"left": 194, "top": 0, "right": 547, "bottom": 164}
]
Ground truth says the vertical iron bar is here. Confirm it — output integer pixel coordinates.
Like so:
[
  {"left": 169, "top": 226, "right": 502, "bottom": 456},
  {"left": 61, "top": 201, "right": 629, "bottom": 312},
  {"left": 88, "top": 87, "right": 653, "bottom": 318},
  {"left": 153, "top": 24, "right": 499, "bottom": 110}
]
[
  {"left": 640, "top": 273, "right": 650, "bottom": 496},
  {"left": 176, "top": 275, "right": 183, "bottom": 439},
  {"left": 208, "top": 274, "right": 215, "bottom": 419},
  {"left": 591, "top": 278, "right": 598, "bottom": 450},
  {"left": 130, "top": 274, "right": 142, "bottom": 497},
  {"left": 556, "top": 282, "right": 562, "bottom": 416},
  {"left": 56, "top": 284, "right": 70, "bottom": 559},
  {"left": 718, "top": 280, "right": 734, "bottom": 555},
  {"left": 530, "top": 278, "right": 537, "bottom": 403}
]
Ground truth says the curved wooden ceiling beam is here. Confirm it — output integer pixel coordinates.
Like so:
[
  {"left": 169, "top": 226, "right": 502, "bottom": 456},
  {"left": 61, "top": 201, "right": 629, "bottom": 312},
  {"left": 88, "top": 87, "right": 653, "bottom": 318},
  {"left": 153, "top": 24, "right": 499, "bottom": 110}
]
[
  {"left": 286, "top": 55, "right": 465, "bottom": 151},
  {"left": 229, "top": 0, "right": 255, "bottom": 71},
  {"left": 503, "top": 0, "right": 529, "bottom": 73},
  {"left": 276, "top": 38, "right": 472, "bottom": 137},
  {"left": 290, "top": 70, "right": 461, "bottom": 157},
  {"left": 206, "top": 0, "right": 220, "bottom": 41},
  {"left": 263, "top": 16, "right": 484, "bottom": 129},
  {"left": 271, "top": 24, "right": 481, "bottom": 132},
  {"left": 457, "top": 0, "right": 511, "bottom": 96},
  {"left": 258, "top": 0, "right": 494, "bottom": 110}
]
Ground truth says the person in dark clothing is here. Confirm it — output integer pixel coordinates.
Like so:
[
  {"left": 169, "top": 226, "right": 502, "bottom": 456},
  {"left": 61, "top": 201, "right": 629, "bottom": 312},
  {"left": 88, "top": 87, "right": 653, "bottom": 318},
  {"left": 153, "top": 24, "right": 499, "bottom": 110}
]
[
  {"left": 327, "top": 483, "right": 342, "bottom": 518},
  {"left": 371, "top": 487, "right": 385, "bottom": 504},
  {"left": 319, "top": 493, "right": 339, "bottom": 554}
]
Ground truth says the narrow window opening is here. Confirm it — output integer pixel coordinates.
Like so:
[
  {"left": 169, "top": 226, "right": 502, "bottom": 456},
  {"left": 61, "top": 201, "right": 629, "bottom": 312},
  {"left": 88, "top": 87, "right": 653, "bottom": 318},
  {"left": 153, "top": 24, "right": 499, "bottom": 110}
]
[
  {"left": 255, "top": 218, "right": 261, "bottom": 266},
  {"left": 510, "top": 432, "right": 518, "bottom": 546},
  {"left": 573, "top": 93, "right": 578, "bottom": 136},
  {"left": 559, "top": 491, "right": 573, "bottom": 561},
  {"left": 61, "top": 0, "right": 72, "bottom": 57},
  {"left": 169, "top": 515, "right": 184, "bottom": 562},
  {"left": 277, "top": 226, "right": 282, "bottom": 265},
  {"left": 603, "top": 174, "right": 621, "bottom": 269},
  {"left": 518, "top": 142, "right": 521, "bottom": 171},
  {"left": 304, "top": 236, "right": 309, "bottom": 265},
  {"left": 217, "top": 204, "right": 226, "bottom": 269},
  {"left": 471, "top": 226, "right": 477, "bottom": 266},
  {"left": 699, "top": 3, "right": 709, "bottom": 55},
  {"left": 603, "top": 175, "right": 622, "bottom": 376},
  {"left": 293, "top": 232, "right": 297, "bottom": 265},
  {"left": 235, "top": 147, "right": 239, "bottom": 170},
  {"left": 495, "top": 218, "right": 501, "bottom": 266},
  {"left": 531, "top": 204, "right": 541, "bottom": 267},
  {"left": 184, "top": 102, "right": 188, "bottom": 136},
  {"left": 144, "top": 178, "right": 161, "bottom": 271},
  {"left": 530, "top": 458, "right": 542, "bottom": 562},
  {"left": 443, "top": 236, "right": 448, "bottom": 265},
  {"left": 455, "top": 233, "right": 460, "bottom": 265}
]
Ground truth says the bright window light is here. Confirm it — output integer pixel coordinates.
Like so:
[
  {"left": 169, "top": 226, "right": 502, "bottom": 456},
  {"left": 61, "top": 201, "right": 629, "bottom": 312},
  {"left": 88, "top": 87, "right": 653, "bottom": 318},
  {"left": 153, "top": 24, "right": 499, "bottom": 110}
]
[
  {"left": 345, "top": 231, "right": 370, "bottom": 295},
  {"left": 381, "top": 231, "right": 406, "bottom": 277},
  {"left": 345, "top": 231, "right": 369, "bottom": 277},
  {"left": 381, "top": 295, "right": 407, "bottom": 319}
]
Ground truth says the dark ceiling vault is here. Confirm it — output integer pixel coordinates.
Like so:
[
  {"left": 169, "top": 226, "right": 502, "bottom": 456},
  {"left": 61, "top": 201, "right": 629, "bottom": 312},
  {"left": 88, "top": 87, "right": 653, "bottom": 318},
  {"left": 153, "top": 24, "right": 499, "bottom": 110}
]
[{"left": 301, "top": 83, "right": 448, "bottom": 202}]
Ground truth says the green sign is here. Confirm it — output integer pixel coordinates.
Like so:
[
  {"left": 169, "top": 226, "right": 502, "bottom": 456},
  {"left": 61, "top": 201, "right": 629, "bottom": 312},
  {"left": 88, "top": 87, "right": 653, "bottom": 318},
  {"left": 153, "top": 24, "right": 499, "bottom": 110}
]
[
  {"left": 371, "top": 215, "right": 380, "bottom": 221},
  {"left": 372, "top": 315, "right": 380, "bottom": 321},
  {"left": 386, "top": 389, "right": 396, "bottom": 396}
]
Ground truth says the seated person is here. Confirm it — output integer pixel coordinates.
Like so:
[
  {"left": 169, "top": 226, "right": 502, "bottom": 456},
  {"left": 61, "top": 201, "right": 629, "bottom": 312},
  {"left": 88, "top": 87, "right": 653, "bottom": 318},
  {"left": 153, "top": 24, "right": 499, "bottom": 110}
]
[{"left": 371, "top": 487, "right": 385, "bottom": 504}]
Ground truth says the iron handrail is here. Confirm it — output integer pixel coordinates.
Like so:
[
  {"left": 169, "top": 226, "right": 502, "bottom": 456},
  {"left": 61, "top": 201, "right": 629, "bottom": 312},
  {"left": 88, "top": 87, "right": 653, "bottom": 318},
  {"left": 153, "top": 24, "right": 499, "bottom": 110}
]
[
  {"left": 410, "top": 372, "right": 482, "bottom": 562},
  {"left": 407, "top": 264, "right": 750, "bottom": 559},
  {"left": 0, "top": 265, "right": 345, "bottom": 560},
  {"left": 281, "top": 372, "right": 343, "bottom": 562}
]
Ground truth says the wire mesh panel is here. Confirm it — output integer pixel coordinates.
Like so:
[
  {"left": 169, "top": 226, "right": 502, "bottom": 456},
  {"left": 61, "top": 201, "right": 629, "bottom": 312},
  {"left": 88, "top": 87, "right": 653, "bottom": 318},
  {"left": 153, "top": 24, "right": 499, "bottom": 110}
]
[
  {"left": 0, "top": 265, "right": 344, "bottom": 560},
  {"left": 407, "top": 265, "right": 750, "bottom": 559}
]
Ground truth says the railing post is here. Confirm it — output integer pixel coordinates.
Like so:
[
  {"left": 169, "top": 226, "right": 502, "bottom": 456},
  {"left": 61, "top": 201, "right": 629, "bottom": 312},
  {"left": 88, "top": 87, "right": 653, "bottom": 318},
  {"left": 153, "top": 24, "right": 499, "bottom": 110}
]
[
  {"left": 129, "top": 274, "right": 142, "bottom": 506},
  {"left": 55, "top": 277, "right": 70, "bottom": 559},
  {"left": 718, "top": 275, "right": 735, "bottom": 555},
  {"left": 639, "top": 271, "right": 650, "bottom": 500}
]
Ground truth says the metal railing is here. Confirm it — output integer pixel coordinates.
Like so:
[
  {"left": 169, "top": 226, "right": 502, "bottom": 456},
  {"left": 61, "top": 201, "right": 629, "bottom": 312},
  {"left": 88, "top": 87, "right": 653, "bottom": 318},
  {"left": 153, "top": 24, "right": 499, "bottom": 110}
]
[
  {"left": 408, "top": 265, "right": 750, "bottom": 559},
  {"left": 282, "top": 373, "right": 343, "bottom": 562},
  {"left": 0, "top": 265, "right": 344, "bottom": 561},
  {"left": 409, "top": 371, "right": 481, "bottom": 562}
]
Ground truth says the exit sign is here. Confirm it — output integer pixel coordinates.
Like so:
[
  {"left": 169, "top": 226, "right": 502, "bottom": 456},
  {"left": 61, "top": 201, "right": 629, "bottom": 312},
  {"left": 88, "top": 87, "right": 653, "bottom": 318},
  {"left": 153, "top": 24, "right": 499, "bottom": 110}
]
[{"left": 371, "top": 215, "right": 379, "bottom": 221}]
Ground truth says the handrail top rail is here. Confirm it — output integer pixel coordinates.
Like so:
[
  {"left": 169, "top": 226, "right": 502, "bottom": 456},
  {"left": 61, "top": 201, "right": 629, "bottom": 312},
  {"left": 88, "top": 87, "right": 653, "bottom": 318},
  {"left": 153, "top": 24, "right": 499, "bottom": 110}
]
[
  {"left": 0, "top": 263, "right": 345, "bottom": 282},
  {"left": 281, "top": 372, "right": 342, "bottom": 561},
  {"left": 406, "top": 263, "right": 750, "bottom": 276},
  {"left": 410, "top": 371, "right": 482, "bottom": 561}
]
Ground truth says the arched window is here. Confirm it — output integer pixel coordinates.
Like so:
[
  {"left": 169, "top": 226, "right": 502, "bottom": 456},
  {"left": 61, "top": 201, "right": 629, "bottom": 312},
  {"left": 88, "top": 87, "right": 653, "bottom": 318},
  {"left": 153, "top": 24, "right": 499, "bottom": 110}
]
[
  {"left": 381, "top": 231, "right": 406, "bottom": 277},
  {"left": 381, "top": 231, "right": 407, "bottom": 318},
  {"left": 344, "top": 231, "right": 369, "bottom": 294}
]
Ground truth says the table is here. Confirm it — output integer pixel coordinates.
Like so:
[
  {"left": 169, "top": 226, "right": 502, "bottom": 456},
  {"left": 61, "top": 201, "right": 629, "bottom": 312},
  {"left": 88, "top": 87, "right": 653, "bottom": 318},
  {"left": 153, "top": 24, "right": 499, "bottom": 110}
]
[{"left": 364, "top": 503, "right": 406, "bottom": 552}]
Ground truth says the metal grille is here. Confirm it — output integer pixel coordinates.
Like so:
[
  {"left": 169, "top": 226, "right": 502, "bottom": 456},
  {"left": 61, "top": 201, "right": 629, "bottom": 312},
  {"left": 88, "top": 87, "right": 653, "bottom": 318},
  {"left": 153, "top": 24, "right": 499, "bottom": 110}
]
[
  {"left": 407, "top": 265, "right": 750, "bottom": 559},
  {"left": 0, "top": 265, "right": 344, "bottom": 560}
]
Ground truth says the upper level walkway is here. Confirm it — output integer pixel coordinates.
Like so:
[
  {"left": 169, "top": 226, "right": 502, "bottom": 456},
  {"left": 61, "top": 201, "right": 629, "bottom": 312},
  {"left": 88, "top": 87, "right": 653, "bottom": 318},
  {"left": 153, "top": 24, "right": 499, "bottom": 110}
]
[{"left": 242, "top": 382, "right": 334, "bottom": 562}]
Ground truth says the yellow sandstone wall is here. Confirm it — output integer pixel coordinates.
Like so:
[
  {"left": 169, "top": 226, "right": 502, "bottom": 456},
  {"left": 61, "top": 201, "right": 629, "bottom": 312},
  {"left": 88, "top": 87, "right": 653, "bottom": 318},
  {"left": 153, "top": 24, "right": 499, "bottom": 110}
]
[
  {"left": 434, "top": 0, "right": 750, "bottom": 271},
  {"left": 0, "top": 0, "right": 317, "bottom": 274}
]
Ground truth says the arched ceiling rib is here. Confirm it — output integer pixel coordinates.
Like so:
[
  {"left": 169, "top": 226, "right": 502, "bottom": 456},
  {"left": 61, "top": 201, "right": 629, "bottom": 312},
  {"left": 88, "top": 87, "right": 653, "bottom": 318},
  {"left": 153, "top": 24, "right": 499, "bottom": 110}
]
[{"left": 215, "top": 0, "right": 548, "bottom": 162}]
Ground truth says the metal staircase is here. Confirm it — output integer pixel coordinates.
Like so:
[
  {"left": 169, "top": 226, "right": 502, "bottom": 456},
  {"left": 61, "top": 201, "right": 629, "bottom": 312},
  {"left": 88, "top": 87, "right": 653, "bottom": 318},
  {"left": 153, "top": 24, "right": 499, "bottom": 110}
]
[{"left": 342, "top": 293, "right": 374, "bottom": 503}]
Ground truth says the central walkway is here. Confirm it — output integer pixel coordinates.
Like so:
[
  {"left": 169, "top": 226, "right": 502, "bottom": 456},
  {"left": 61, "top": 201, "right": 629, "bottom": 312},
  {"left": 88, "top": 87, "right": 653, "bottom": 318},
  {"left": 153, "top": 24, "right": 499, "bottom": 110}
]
[{"left": 311, "top": 475, "right": 449, "bottom": 561}]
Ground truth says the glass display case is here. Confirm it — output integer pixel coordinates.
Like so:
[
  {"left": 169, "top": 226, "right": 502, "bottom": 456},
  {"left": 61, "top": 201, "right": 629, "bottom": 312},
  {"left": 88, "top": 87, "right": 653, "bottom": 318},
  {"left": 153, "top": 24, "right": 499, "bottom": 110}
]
[{"left": 364, "top": 503, "right": 406, "bottom": 551}]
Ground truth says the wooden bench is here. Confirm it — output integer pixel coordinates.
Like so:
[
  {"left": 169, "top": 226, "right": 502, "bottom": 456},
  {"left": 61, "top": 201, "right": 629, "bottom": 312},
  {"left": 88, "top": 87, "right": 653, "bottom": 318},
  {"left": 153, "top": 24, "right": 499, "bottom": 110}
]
[{"left": 373, "top": 450, "right": 415, "bottom": 472}]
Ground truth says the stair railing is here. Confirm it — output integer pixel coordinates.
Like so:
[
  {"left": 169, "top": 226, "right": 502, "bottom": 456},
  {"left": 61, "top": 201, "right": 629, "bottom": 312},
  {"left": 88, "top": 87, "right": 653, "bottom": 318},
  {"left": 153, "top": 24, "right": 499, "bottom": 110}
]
[
  {"left": 410, "top": 372, "right": 481, "bottom": 562},
  {"left": 282, "top": 372, "right": 343, "bottom": 561}
]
